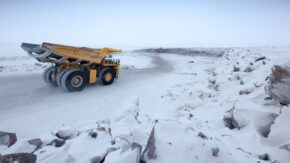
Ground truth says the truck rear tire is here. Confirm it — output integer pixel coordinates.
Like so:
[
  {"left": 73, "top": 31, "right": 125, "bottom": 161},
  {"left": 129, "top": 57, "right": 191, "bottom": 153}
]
[
  {"left": 56, "top": 69, "right": 70, "bottom": 87},
  {"left": 98, "top": 68, "right": 115, "bottom": 85},
  {"left": 60, "top": 70, "right": 88, "bottom": 92},
  {"left": 43, "top": 67, "right": 57, "bottom": 86}
]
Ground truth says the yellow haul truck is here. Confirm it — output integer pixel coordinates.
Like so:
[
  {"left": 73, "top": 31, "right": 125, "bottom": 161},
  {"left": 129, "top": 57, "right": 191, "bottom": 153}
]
[{"left": 21, "top": 42, "right": 121, "bottom": 92}]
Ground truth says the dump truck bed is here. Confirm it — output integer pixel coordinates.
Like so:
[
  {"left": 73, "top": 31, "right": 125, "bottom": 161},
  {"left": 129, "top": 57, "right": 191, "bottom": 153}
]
[{"left": 21, "top": 42, "right": 121, "bottom": 65}]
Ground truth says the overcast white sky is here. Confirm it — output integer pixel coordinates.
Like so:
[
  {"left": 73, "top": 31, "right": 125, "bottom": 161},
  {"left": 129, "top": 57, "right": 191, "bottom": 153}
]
[{"left": 0, "top": 0, "right": 289, "bottom": 47}]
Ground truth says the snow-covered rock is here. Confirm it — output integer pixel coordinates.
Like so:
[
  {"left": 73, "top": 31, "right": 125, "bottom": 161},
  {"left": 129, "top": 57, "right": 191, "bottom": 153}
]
[
  {"left": 27, "top": 138, "right": 43, "bottom": 151},
  {"left": 55, "top": 126, "right": 79, "bottom": 140},
  {"left": 2, "top": 139, "right": 42, "bottom": 155},
  {"left": 0, "top": 131, "right": 17, "bottom": 147},
  {"left": 0, "top": 153, "right": 37, "bottom": 163},
  {"left": 104, "top": 143, "right": 142, "bottom": 163},
  {"left": 265, "top": 64, "right": 290, "bottom": 105}
]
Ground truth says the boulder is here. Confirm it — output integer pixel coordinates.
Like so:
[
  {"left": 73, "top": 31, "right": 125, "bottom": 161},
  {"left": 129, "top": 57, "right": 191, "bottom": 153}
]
[
  {"left": 211, "top": 147, "right": 219, "bottom": 157},
  {"left": 55, "top": 126, "right": 79, "bottom": 140},
  {"left": 0, "top": 153, "right": 36, "bottom": 163},
  {"left": 47, "top": 139, "right": 65, "bottom": 147},
  {"left": 239, "top": 88, "right": 254, "bottom": 95},
  {"left": 27, "top": 138, "right": 43, "bottom": 151},
  {"left": 197, "top": 132, "right": 208, "bottom": 139},
  {"left": 244, "top": 66, "right": 254, "bottom": 73},
  {"left": 0, "top": 131, "right": 17, "bottom": 147},
  {"left": 265, "top": 64, "right": 290, "bottom": 105},
  {"left": 142, "top": 126, "right": 157, "bottom": 160},
  {"left": 258, "top": 153, "right": 270, "bottom": 161},
  {"left": 223, "top": 106, "right": 241, "bottom": 129},
  {"left": 233, "top": 65, "right": 240, "bottom": 72},
  {"left": 104, "top": 143, "right": 142, "bottom": 163},
  {"left": 255, "top": 56, "right": 266, "bottom": 62},
  {"left": 279, "top": 143, "right": 290, "bottom": 151},
  {"left": 3, "top": 138, "right": 42, "bottom": 154}
]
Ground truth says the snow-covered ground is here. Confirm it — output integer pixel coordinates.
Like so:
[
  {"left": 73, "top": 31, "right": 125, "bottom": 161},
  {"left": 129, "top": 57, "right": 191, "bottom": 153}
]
[{"left": 0, "top": 46, "right": 290, "bottom": 163}]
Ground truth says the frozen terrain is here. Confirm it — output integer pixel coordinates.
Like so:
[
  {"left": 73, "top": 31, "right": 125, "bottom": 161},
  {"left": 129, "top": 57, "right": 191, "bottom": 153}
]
[{"left": 0, "top": 45, "right": 290, "bottom": 163}]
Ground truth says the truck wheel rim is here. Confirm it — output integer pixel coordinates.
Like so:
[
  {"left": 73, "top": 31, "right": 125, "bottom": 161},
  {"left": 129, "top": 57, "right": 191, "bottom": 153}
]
[
  {"left": 105, "top": 73, "right": 112, "bottom": 82},
  {"left": 71, "top": 75, "right": 83, "bottom": 87}
]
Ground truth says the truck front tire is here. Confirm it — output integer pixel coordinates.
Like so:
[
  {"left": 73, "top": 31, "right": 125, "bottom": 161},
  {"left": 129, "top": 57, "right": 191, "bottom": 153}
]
[{"left": 98, "top": 68, "right": 115, "bottom": 85}]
